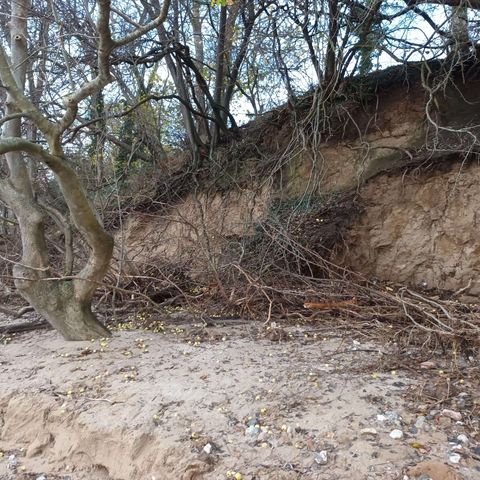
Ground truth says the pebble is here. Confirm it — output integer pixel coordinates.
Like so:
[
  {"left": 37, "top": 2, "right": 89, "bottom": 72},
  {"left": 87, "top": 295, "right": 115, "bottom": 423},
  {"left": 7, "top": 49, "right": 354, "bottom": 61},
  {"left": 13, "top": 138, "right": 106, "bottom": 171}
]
[
  {"left": 36, "top": 476, "right": 47, "bottom": 480},
  {"left": 448, "top": 452, "right": 461, "bottom": 464},
  {"left": 247, "top": 415, "right": 259, "bottom": 427},
  {"left": 314, "top": 450, "right": 328, "bottom": 465},
  {"left": 203, "top": 443, "right": 212, "bottom": 454},
  {"left": 361, "top": 428, "right": 378, "bottom": 436},
  {"left": 414, "top": 416, "right": 426, "bottom": 429},
  {"left": 245, "top": 425, "right": 260, "bottom": 437},
  {"left": 376, "top": 414, "right": 387, "bottom": 422},
  {"left": 389, "top": 429, "right": 403, "bottom": 439},
  {"left": 457, "top": 434, "right": 468, "bottom": 444},
  {"left": 257, "top": 431, "right": 268, "bottom": 442},
  {"left": 384, "top": 411, "right": 401, "bottom": 426},
  {"left": 7, "top": 454, "right": 17, "bottom": 471},
  {"left": 420, "top": 360, "right": 436, "bottom": 369},
  {"left": 441, "top": 409, "right": 462, "bottom": 421}
]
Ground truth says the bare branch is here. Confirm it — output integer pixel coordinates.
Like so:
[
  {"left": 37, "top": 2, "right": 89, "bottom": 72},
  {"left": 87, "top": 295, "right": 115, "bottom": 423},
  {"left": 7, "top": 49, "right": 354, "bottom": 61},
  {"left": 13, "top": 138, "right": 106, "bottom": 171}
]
[{"left": 114, "top": 0, "right": 171, "bottom": 47}]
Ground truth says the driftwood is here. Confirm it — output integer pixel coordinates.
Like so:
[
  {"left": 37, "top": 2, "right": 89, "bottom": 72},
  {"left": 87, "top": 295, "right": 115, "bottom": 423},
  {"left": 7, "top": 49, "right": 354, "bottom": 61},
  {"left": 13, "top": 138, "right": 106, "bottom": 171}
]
[
  {"left": 0, "top": 319, "right": 50, "bottom": 334},
  {"left": 0, "top": 305, "right": 34, "bottom": 318}
]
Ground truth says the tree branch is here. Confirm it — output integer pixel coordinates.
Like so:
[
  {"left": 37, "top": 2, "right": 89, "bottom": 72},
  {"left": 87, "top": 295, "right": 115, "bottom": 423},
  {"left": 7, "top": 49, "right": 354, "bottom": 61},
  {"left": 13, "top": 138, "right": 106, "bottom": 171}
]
[{"left": 114, "top": 0, "right": 171, "bottom": 47}]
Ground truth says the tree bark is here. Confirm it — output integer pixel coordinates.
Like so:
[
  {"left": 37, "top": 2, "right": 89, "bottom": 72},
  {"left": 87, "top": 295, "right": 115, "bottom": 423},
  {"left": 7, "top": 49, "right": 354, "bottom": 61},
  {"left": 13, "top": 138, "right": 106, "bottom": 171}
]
[
  {"left": 0, "top": 0, "right": 170, "bottom": 340},
  {"left": 14, "top": 276, "right": 110, "bottom": 340}
]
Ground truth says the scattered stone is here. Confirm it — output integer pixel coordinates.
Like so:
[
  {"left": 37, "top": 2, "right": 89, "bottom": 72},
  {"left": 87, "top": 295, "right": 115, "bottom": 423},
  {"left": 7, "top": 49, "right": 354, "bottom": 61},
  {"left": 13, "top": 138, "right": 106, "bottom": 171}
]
[
  {"left": 257, "top": 431, "right": 268, "bottom": 443},
  {"left": 245, "top": 425, "right": 260, "bottom": 438},
  {"left": 385, "top": 411, "right": 400, "bottom": 423},
  {"left": 376, "top": 414, "right": 387, "bottom": 422},
  {"left": 314, "top": 450, "right": 328, "bottom": 465},
  {"left": 426, "top": 410, "right": 438, "bottom": 420},
  {"left": 7, "top": 454, "right": 18, "bottom": 471},
  {"left": 36, "top": 476, "right": 47, "bottom": 480},
  {"left": 420, "top": 361, "right": 436, "bottom": 369},
  {"left": 389, "top": 429, "right": 403, "bottom": 439},
  {"left": 450, "top": 444, "right": 462, "bottom": 451},
  {"left": 441, "top": 409, "right": 462, "bottom": 421},
  {"left": 415, "top": 416, "right": 426, "bottom": 429},
  {"left": 203, "top": 443, "right": 212, "bottom": 454},
  {"left": 247, "top": 415, "right": 259, "bottom": 427},
  {"left": 448, "top": 453, "right": 461, "bottom": 464},
  {"left": 360, "top": 427, "right": 378, "bottom": 437},
  {"left": 456, "top": 434, "right": 468, "bottom": 444},
  {"left": 455, "top": 393, "right": 469, "bottom": 408}
]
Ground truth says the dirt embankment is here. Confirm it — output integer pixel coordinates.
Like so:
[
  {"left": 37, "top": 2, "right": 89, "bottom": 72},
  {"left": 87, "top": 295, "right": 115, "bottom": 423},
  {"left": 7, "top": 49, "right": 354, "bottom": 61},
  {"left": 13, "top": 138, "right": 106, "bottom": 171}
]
[
  {"left": 119, "top": 64, "right": 480, "bottom": 297},
  {"left": 1, "top": 320, "right": 479, "bottom": 480},
  {"left": 338, "top": 161, "right": 480, "bottom": 295}
]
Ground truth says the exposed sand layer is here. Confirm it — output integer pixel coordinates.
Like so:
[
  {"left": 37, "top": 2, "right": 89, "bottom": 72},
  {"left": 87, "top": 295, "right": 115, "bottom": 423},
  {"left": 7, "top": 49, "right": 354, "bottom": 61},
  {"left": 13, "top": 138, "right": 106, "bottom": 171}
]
[{"left": 0, "top": 319, "right": 478, "bottom": 480}]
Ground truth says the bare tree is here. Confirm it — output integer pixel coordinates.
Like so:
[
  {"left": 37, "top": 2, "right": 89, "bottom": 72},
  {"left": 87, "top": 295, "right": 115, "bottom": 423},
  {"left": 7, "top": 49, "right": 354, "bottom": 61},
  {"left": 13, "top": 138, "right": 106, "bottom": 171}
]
[{"left": 0, "top": 0, "right": 170, "bottom": 340}]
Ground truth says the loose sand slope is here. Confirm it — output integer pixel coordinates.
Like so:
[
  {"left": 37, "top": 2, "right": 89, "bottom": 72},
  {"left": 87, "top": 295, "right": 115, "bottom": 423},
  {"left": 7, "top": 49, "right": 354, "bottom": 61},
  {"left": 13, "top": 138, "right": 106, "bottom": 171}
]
[{"left": 0, "top": 319, "right": 478, "bottom": 480}]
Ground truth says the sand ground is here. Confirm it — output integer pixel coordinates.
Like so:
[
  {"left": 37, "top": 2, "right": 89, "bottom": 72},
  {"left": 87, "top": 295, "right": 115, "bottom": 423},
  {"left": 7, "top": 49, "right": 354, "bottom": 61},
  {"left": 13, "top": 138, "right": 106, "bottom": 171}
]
[{"left": 0, "top": 316, "right": 478, "bottom": 480}]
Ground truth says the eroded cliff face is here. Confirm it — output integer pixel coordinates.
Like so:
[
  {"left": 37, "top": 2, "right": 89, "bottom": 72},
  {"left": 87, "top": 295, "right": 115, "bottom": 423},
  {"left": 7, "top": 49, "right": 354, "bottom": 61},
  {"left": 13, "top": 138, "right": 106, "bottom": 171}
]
[
  {"left": 120, "top": 64, "right": 480, "bottom": 296},
  {"left": 339, "top": 162, "right": 480, "bottom": 295},
  {"left": 119, "top": 188, "right": 269, "bottom": 279}
]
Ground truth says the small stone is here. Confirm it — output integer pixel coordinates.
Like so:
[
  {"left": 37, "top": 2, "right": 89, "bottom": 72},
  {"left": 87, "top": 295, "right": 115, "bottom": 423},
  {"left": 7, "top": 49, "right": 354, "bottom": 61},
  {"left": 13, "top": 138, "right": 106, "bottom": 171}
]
[
  {"left": 36, "top": 476, "right": 47, "bottom": 480},
  {"left": 314, "top": 450, "right": 328, "bottom": 465},
  {"left": 415, "top": 416, "right": 426, "bottom": 429},
  {"left": 203, "top": 443, "right": 212, "bottom": 454},
  {"left": 376, "top": 414, "right": 387, "bottom": 422},
  {"left": 420, "top": 361, "right": 436, "bottom": 369},
  {"left": 389, "top": 429, "right": 403, "bottom": 439},
  {"left": 247, "top": 415, "right": 259, "bottom": 427},
  {"left": 441, "top": 409, "right": 462, "bottom": 421},
  {"left": 361, "top": 428, "right": 378, "bottom": 436},
  {"left": 245, "top": 425, "right": 260, "bottom": 438},
  {"left": 456, "top": 434, "right": 468, "bottom": 444},
  {"left": 257, "top": 431, "right": 268, "bottom": 442},
  {"left": 448, "top": 453, "right": 461, "bottom": 464},
  {"left": 385, "top": 411, "right": 400, "bottom": 423},
  {"left": 429, "top": 409, "right": 439, "bottom": 417},
  {"left": 7, "top": 454, "right": 18, "bottom": 471}
]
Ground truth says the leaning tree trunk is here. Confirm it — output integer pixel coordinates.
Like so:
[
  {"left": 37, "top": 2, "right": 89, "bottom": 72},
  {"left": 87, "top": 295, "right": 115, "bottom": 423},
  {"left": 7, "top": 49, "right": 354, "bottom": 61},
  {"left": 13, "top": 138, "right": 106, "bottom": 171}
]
[
  {"left": 0, "top": 0, "right": 112, "bottom": 340},
  {"left": 1, "top": 0, "right": 170, "bottom": 340},
  {"left": 14, "top": 274, "right": 111, "bottom": 340}
]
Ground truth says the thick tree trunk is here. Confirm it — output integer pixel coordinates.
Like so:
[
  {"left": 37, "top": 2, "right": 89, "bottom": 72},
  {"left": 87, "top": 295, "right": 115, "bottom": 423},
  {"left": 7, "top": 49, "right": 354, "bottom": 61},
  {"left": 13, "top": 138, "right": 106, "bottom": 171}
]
[
  {"left": 1, "top": 0, "right": 170, "bottom": 340},
  {"left": 14, "top": 273, "right": 110, "bottom": 340},
  {"left": 1, "top": 180, "right": 112, "bottom": 340},
  {"left": 0, "top": 0, "right": 112, "bottom": 340}
]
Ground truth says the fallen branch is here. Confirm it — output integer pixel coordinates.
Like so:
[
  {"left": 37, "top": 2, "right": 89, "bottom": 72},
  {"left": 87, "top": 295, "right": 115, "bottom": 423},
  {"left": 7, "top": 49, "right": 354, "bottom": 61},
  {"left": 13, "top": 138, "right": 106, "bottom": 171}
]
[
  {"left": 0, "top": 305, "right": 34, "bottom": 318},
  {"left": 0, "top": 319, "right": 50, "bottom": 334}
]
